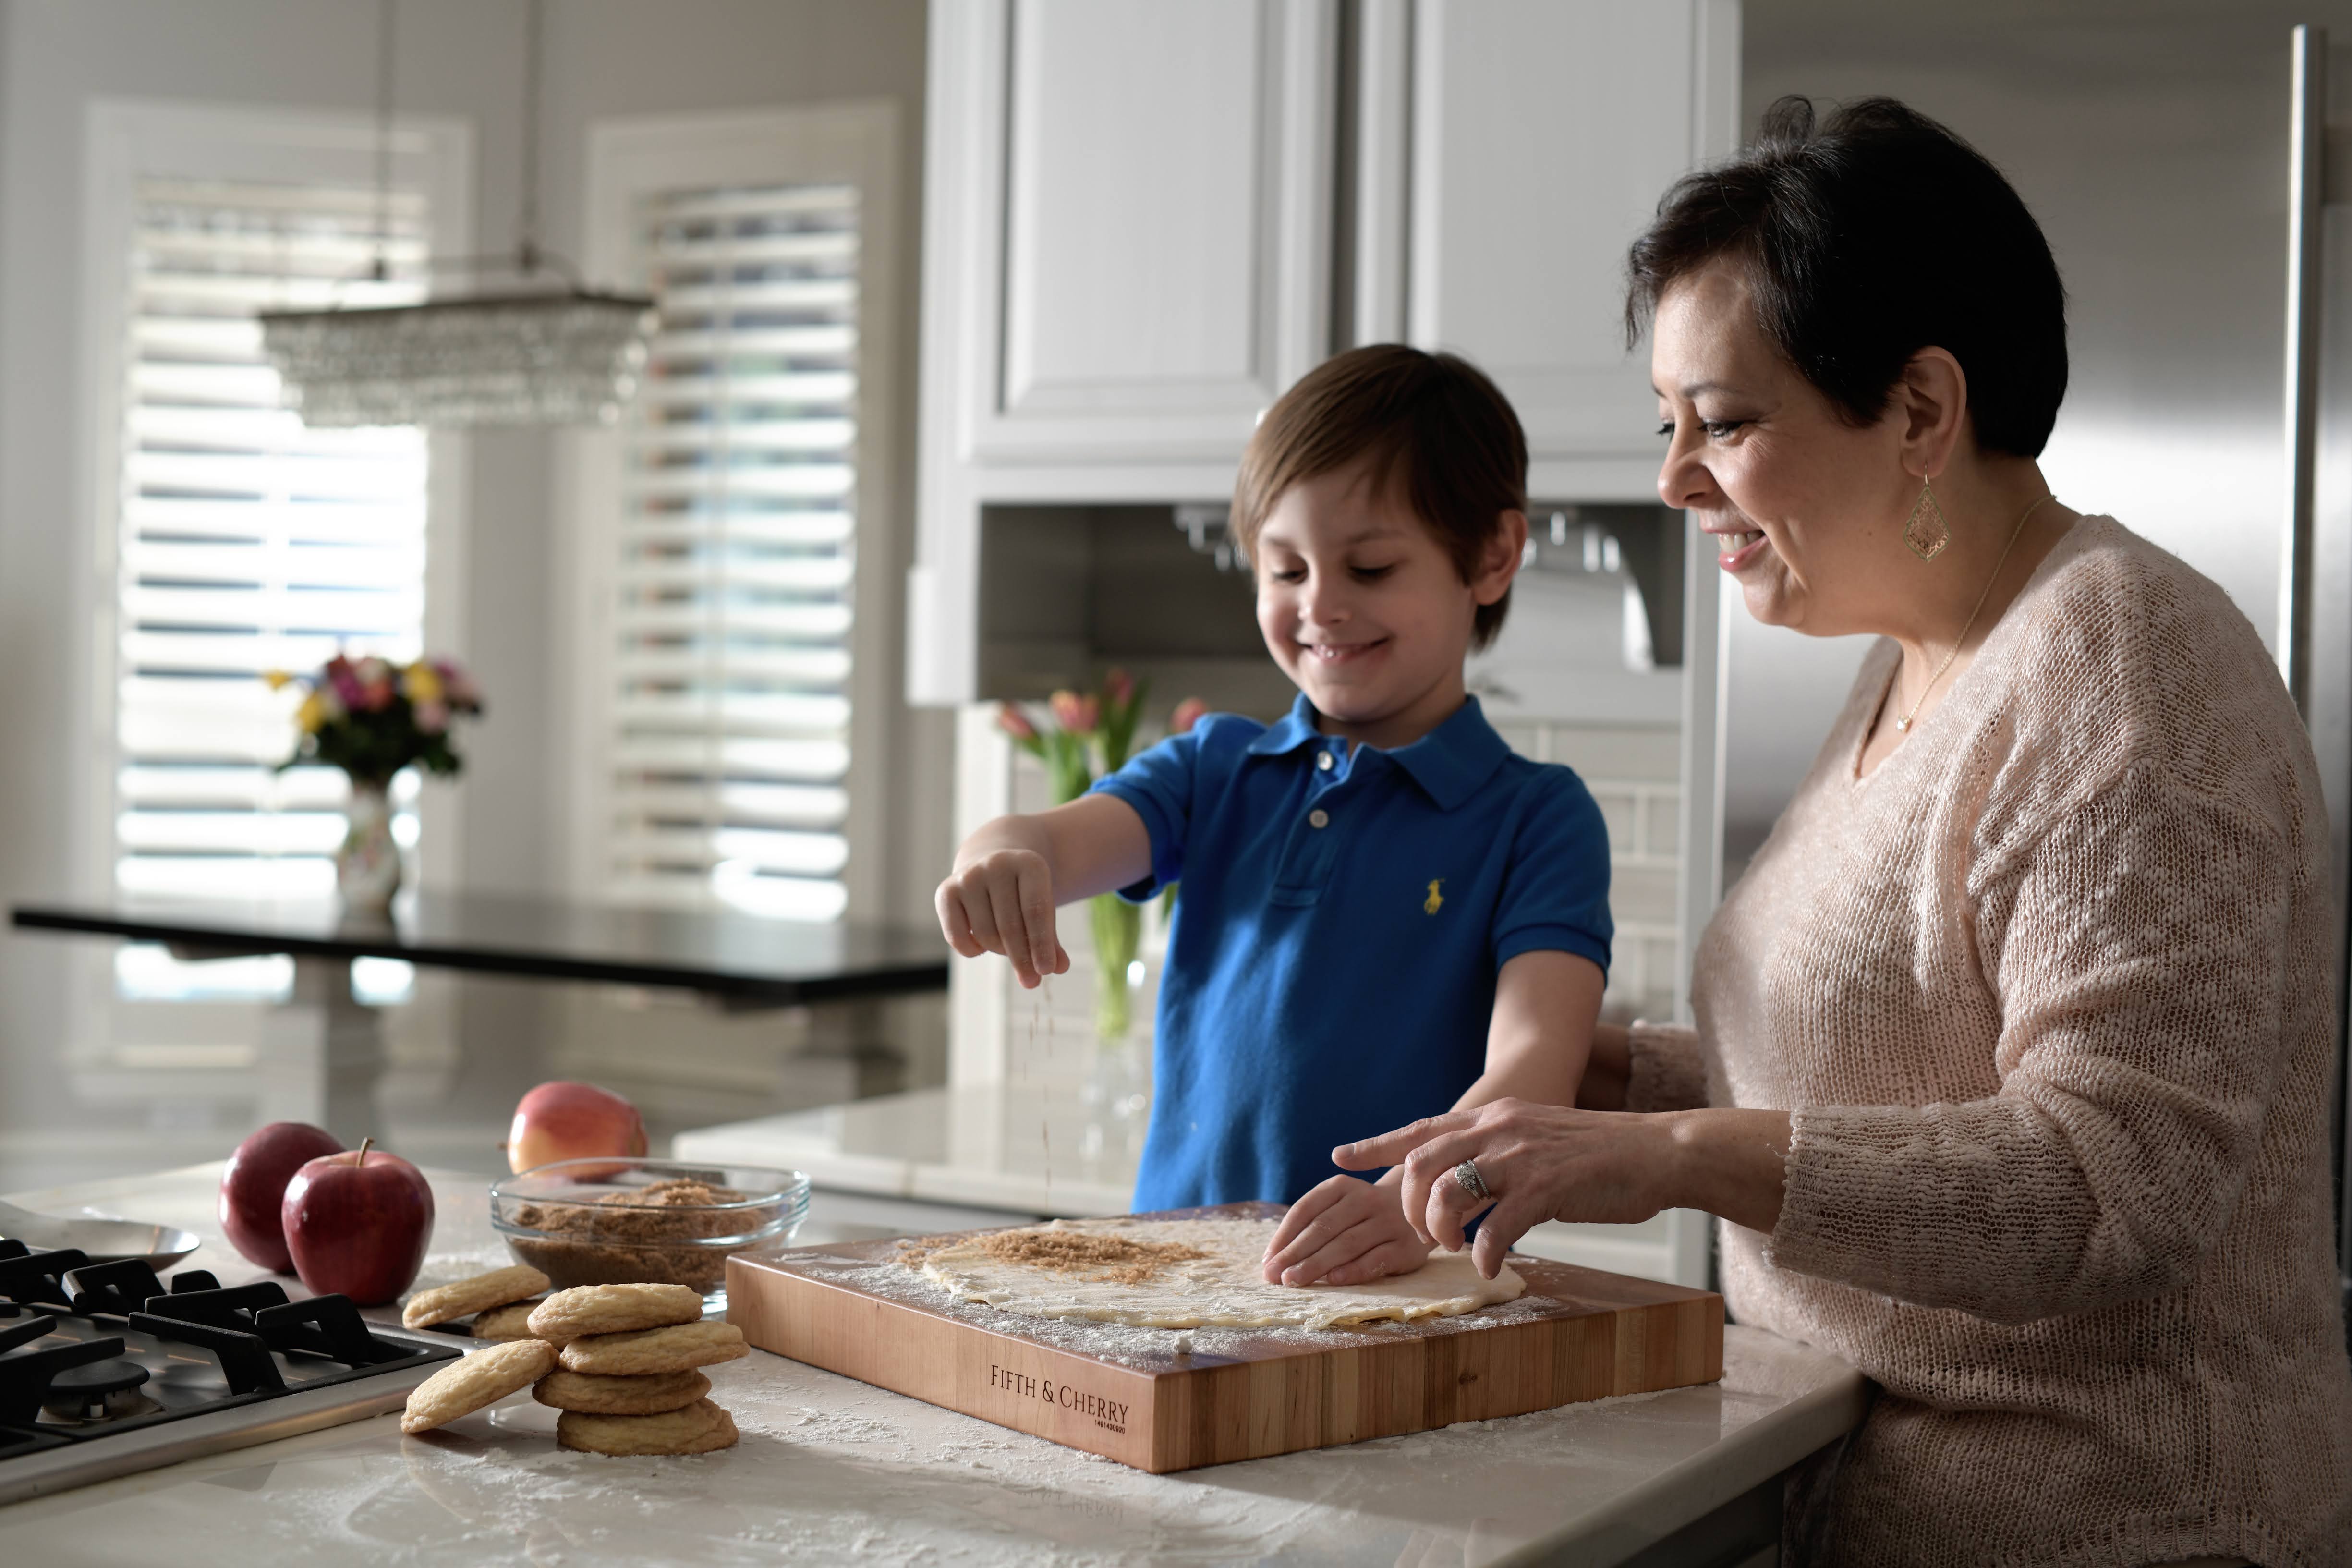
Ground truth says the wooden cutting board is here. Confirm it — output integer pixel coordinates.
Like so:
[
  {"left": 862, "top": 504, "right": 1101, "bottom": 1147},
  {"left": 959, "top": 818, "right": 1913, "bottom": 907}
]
[{"left": 727, "top": 1202, "right": 1723, "bottom": 1473}]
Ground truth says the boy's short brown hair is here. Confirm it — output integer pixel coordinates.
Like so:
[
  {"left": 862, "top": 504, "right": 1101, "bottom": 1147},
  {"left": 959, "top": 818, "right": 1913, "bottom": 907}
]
[{"left": 1231, "top": 345, "right": 1527, "bottom": 650}]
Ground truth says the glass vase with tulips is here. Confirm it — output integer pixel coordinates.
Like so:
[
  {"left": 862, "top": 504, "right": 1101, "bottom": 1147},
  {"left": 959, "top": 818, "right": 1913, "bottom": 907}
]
[
  {"left": 998, "top": 673, "right": 1204, "bottom": 1045},
  {"left": 267, "top": 654, "right": 483, "bottom": 906}
]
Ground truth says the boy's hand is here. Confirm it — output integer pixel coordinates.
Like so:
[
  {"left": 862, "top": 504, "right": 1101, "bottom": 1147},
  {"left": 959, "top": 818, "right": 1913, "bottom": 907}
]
[
  {"left": 936, "top": 848, "right": 1069, "bottom": 988},
  {"left": 1259, "top": 1174, "right": 1429, "bottom": 1287}
]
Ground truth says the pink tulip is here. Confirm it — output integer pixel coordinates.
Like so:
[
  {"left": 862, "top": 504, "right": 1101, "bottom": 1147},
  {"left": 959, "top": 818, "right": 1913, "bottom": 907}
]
[
  {"left": 1169, "top": 697, "right": 1208, "bottom": 735},
  {"left": 434, "top": 658, "right": 482, "bottom": 709},
  {"left": 414, "top": 700, "right": 449, "bottom": 734},
  {"left": 1051, "top": 690, "right": 1099, "bottom": 734},
  {"left": 997, "top": 703, "right": 1038, "bottom": 742},
  {"left": 1106, "top": 667, "right": 1135, "bottom": 705}
]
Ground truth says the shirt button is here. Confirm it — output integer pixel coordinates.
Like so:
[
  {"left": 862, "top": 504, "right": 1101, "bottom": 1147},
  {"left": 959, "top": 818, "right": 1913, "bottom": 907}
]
[
  {"left": 1316, "top": 751, "right": 1334, "bottom": 771},
  {"left": 1308, "top": 809, "right": 1330, "bottom": 829}
]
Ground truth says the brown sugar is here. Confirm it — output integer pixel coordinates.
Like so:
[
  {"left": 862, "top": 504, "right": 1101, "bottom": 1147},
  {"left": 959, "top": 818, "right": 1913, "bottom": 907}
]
[
  {"left": 966, "top": 1228, "right": 1208, "bottom": 1286},
  {"left": 506, "top": 1179, "right": 763, "bottom": 1292}
]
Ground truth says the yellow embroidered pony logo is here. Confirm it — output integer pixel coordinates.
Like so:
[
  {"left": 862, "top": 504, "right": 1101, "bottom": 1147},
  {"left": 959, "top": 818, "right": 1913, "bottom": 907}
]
[{"left": 1424, "top": 879, "right": 1444, "bottom": 915}]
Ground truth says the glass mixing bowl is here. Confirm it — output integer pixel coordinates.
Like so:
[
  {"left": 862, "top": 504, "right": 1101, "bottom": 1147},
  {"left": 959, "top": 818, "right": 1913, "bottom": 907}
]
[{"left": 490, "top": 1156, "right": 809, "bottom": 1313}]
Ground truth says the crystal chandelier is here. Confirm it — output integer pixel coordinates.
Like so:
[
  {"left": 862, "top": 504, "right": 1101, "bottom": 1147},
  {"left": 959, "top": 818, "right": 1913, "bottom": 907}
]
[
  {"left": 262, "top": 289, "right": 655, "bottom": 429},
  {"left": 259, "top": 0, "right": 654, "bottom": 429}
]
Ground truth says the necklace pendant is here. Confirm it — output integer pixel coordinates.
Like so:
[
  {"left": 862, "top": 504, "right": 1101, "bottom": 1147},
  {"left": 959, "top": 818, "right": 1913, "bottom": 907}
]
[{"left": 1894, "top": 716, "right": 1912, "bottom": 732}]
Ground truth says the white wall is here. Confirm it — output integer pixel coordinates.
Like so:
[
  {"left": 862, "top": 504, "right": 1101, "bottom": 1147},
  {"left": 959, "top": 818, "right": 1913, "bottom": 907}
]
[
  {"left": 0, "top": 0, "right": 945, "bottom": 1109},
  {"left": 1726, "top": 0, "right": 2346, "bottom": 859}
]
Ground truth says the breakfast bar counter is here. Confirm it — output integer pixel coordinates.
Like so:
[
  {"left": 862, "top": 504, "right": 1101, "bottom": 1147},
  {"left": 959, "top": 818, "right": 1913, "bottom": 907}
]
[{"left": 0, "top": 1164, "right": 1867, "bottom": 1566}]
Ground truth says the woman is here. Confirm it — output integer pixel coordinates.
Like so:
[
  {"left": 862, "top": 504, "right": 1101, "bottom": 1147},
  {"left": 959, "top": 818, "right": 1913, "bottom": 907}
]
[{"left": 1331, "top": 98, "right": 2352, "bottom": 1566}]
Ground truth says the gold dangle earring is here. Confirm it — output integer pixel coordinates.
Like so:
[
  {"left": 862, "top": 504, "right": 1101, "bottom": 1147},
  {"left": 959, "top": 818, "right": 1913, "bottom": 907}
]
[{"left": 1903, "top": 477, "right": 1950, "bottom": 562}]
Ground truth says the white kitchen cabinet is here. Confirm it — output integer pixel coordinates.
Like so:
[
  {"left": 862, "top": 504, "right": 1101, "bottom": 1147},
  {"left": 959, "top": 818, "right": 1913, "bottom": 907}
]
[
  {"left": 911, "top": 0, "right": 1337, "bottom": 705},
  {"left": 910, "top": 0, "right": 1738, "bottom": 704},
  {"left": 918, "top": 0, "right": 1336, "bottom": 475},
  {"left": 1363, "top": 0, "right": 1744, "bottom": 498}
]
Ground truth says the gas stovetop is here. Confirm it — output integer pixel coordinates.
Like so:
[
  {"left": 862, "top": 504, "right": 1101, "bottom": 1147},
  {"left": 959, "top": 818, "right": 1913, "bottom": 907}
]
[{"left": 0, "top": 1238, "right": 462, "bottom": 1507}]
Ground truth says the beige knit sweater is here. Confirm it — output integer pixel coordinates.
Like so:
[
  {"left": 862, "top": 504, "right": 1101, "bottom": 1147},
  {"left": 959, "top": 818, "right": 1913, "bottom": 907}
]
[{"left": 1630, "top": 517, "right": 2352, "bottom": 1568}]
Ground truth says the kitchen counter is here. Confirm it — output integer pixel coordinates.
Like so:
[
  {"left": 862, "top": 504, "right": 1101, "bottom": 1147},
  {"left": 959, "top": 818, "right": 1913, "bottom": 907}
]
[
  {"left": 676, "top": 1080, "right": 1145, "bottom": 1217},
  {"left": 677, "top": 1084, "right": 1711, "bottom": 1286},
  {"left": 0, "top": 1164, "right": 1867, "bottom": 1566}
]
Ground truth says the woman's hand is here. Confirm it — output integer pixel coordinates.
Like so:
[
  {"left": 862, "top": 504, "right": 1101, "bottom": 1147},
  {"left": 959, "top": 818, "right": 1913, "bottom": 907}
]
[
  {"left": 1335, "top": 1100, "right": 1794, "bottom": 1279},
  {"left": 936, "top": 840, "right": 1068, "bottom": 988},
  {"left": 1259, "top": 1174, "right": 1429, "bottom": 1286},
  {"left": 1334, "top": 1099, "right": 1681, "bottom": 1280}
]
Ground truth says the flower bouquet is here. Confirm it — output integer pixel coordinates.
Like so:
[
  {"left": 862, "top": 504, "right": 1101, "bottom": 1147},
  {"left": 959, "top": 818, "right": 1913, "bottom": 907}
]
[
  {"left": 267, "top": 654, "right": 484, "bottom": 906},
  {"left": 998, "top": 673, "right": 1203, "bottom": 1045}
]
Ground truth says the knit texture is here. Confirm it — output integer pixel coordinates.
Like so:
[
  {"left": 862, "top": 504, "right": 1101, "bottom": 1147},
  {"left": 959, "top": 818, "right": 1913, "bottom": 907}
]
[{"left": 1630, "top": 518, "right": 2352, "bottom": 1567}]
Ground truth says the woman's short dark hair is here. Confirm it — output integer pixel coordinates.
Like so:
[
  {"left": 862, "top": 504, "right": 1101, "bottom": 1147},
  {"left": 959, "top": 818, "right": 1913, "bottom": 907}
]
[{"left": 1626, "top": 96, "right": 2067, "bottom": 458}]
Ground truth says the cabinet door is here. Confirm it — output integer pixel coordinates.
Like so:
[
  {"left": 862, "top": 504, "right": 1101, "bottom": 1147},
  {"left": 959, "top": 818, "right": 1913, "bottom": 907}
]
[
  {"left": 941, "top": 0, "right": 1336, "bottom": 467},
  {"left": 1394, "top": 0, "right": 1740, "bottom": 483}
]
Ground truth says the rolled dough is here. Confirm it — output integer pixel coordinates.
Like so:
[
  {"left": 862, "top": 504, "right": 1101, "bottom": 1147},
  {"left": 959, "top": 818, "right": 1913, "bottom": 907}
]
[{"left": 916, "top": 1217, "right": 1525, "bottom": 1330}]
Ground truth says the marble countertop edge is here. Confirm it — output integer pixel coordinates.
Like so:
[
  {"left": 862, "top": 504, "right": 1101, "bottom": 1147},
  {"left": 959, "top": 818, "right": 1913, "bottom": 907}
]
[{"left": 1499, "top": 1368, "right": 1871, "bottom": 1566}]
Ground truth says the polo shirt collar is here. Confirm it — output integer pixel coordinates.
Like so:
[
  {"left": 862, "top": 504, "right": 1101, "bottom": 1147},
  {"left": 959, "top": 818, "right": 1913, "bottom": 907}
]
[
  {"left": 1245, "top": 693, "right": 1511, "bottom": 812},
  {"left": 1243, "top": 696, "right": 1325, "bottom": 759}
]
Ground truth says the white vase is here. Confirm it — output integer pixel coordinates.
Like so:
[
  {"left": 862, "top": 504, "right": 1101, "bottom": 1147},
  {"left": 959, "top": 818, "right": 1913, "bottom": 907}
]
[{"left": 337, "top": 780, "right": 401, "bottom": 909}]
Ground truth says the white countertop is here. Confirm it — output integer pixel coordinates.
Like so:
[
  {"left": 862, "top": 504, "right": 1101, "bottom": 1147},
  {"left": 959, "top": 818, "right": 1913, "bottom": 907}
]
[
  {"left": 0, "top": 1163, "right": 1866, "bottom": 1566},
  {"left": 676, "top": 1083, "right": 1712, "bottom": 1286},
  {"left": 675, "top": 1080, "right": 1145, "bottom": 1217}
]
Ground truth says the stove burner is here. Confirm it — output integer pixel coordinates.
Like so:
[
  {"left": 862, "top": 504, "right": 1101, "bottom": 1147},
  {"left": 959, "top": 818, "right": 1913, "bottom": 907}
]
[
  {"left": 39, "top": 1357, "right": 150, "bottom": 1422},
  {"left": 0, "top": 1242, "right": 461, "bottom": 1506}
]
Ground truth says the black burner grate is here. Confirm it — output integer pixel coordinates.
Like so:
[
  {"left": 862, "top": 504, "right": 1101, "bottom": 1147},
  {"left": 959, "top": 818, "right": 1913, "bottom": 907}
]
[{"left": 0, "top": 1243, "right": 461, "bottom": 1456}]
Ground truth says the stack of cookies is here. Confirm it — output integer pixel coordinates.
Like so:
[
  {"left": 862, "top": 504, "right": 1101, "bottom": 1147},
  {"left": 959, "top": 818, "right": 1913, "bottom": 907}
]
[{"left": 398, "top": 1273, "right": 748, "bottom": 1456}]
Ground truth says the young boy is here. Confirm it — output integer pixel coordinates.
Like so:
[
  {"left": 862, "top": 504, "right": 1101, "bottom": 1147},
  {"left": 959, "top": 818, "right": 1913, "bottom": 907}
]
[{"left": 935, "top": 345, "right": 1612, "bottom": 1288}]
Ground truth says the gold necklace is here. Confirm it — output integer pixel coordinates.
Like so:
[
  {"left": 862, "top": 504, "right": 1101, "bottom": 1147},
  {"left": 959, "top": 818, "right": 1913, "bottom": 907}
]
[{"left": 1891, "top": 492, "right": 2054, "bottom": 734}]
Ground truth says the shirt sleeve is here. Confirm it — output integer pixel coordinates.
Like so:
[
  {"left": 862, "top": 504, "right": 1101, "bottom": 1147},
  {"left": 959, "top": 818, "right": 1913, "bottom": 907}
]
[
  {"left": 1490, "top": 770, "right": 1613, "bottom": 974},
  {"left": 1626, "top": 1021, "right": 1711, "bottom": 1112},
  {"left": 1766, "top": 761, "right": 2302, "bottom": 1321},
  {"left": 1087, "top": 729, "right": 1202, "bottom": 900}
]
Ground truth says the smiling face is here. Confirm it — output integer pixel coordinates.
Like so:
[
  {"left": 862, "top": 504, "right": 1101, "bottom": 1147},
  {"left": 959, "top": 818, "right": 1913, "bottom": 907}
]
[
  {"left": 1652, "top": 263, "right": 1921, "bottom": 636},
  {"left": 1251, "top": 455, "right": 1522, "bottom": 750}
]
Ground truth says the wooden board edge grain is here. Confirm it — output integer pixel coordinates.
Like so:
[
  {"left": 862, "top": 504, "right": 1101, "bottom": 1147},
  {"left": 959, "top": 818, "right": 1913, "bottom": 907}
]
[
  {"left": 1150, "top": 1292, "right": 1731, "bottom": 1471},
  {"left": 727, "top": 1253, "right": 1165, "bottom": 1467}
]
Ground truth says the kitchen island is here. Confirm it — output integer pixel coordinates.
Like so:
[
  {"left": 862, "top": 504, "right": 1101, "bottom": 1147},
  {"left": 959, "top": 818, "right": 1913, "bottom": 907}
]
[{"left": 0, "top": 1164, "right": 1865, "bottom": 1566}]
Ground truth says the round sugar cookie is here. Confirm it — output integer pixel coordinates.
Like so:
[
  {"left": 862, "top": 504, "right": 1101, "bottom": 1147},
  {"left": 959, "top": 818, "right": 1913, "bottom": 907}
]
[
  {"left": 557, "top": 1398, "right": 738, "bottom": 1456},
  {"left": 532, "top": 1367, "right": 710, "bottom": 1415},
  {"left": 401, "top": 1265, "right": 550, "bottom": 1330},
  {"left": 400, "top": 1339, "right": 557, "bottom": 1434},
  {"left": 470, "top": 1300, "right": 546, "bottom": 1341},
  {"left": 526, "top": 1283, "right": 702, "bottom": 1344},
  {"left": 558, "top": 1319, "right": 746, "bottom": 1376}
]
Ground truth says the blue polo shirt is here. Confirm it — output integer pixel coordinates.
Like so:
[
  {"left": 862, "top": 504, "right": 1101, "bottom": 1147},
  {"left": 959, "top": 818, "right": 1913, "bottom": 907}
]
[{"left": 1091, "top": 694, "right": 1612, "bottom": 1210}]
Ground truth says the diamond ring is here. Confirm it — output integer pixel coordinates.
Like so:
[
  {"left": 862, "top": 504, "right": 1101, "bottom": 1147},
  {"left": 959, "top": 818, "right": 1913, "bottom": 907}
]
[{"left": 1454, "top": 1159, "right": 1491, "bottom": 1203}]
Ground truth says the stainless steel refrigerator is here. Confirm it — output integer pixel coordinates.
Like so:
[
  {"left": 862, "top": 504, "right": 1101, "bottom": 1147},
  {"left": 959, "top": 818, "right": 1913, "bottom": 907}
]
[{"left": 2278, "top": 23, "right": 2352, "bottom": 1331}]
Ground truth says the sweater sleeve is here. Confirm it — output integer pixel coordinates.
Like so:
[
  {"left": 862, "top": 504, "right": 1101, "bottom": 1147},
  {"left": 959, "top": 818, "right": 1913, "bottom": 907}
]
[
  {"left": 1625, "top": 1021, "right": 1711, "bottom": 1112},
  {"left": 1765, "top": 762, "right": 2299, "bottom": 1321}
]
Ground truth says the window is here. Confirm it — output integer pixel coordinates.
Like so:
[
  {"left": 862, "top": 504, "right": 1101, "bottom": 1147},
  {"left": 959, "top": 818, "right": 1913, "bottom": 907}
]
[
  {"left": 573, "top": 108, "right": 899, "bottom": 922},
  {"left": 78, "top": 104, "right": 471, "bottom": 1026},
  {"left": 603, "top": 182, "right": 861, "bottom": 918},
  {"left": 114, "top": 177, "right": 432, "bottom": 936}
]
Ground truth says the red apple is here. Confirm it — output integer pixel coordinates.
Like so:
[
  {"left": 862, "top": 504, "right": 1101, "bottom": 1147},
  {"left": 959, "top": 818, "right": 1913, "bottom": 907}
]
[
  {"left": 219, "top": 1121, "right": 344, "bottom": 1273},
  {"left": 506, "top": 1081, "right": 648, "bottom": 1175},
  {"left": 281, "top": 1139, "right": 434, "bottom": 1305}
]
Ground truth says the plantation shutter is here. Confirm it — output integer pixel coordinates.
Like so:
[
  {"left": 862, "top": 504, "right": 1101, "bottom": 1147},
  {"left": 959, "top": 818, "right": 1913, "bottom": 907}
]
[
  {"left": 603, "top": 183, "right": 860, "bottom": 920},
  {"left": 113, "top": 177, "right": 432, "bottom": 918}
]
